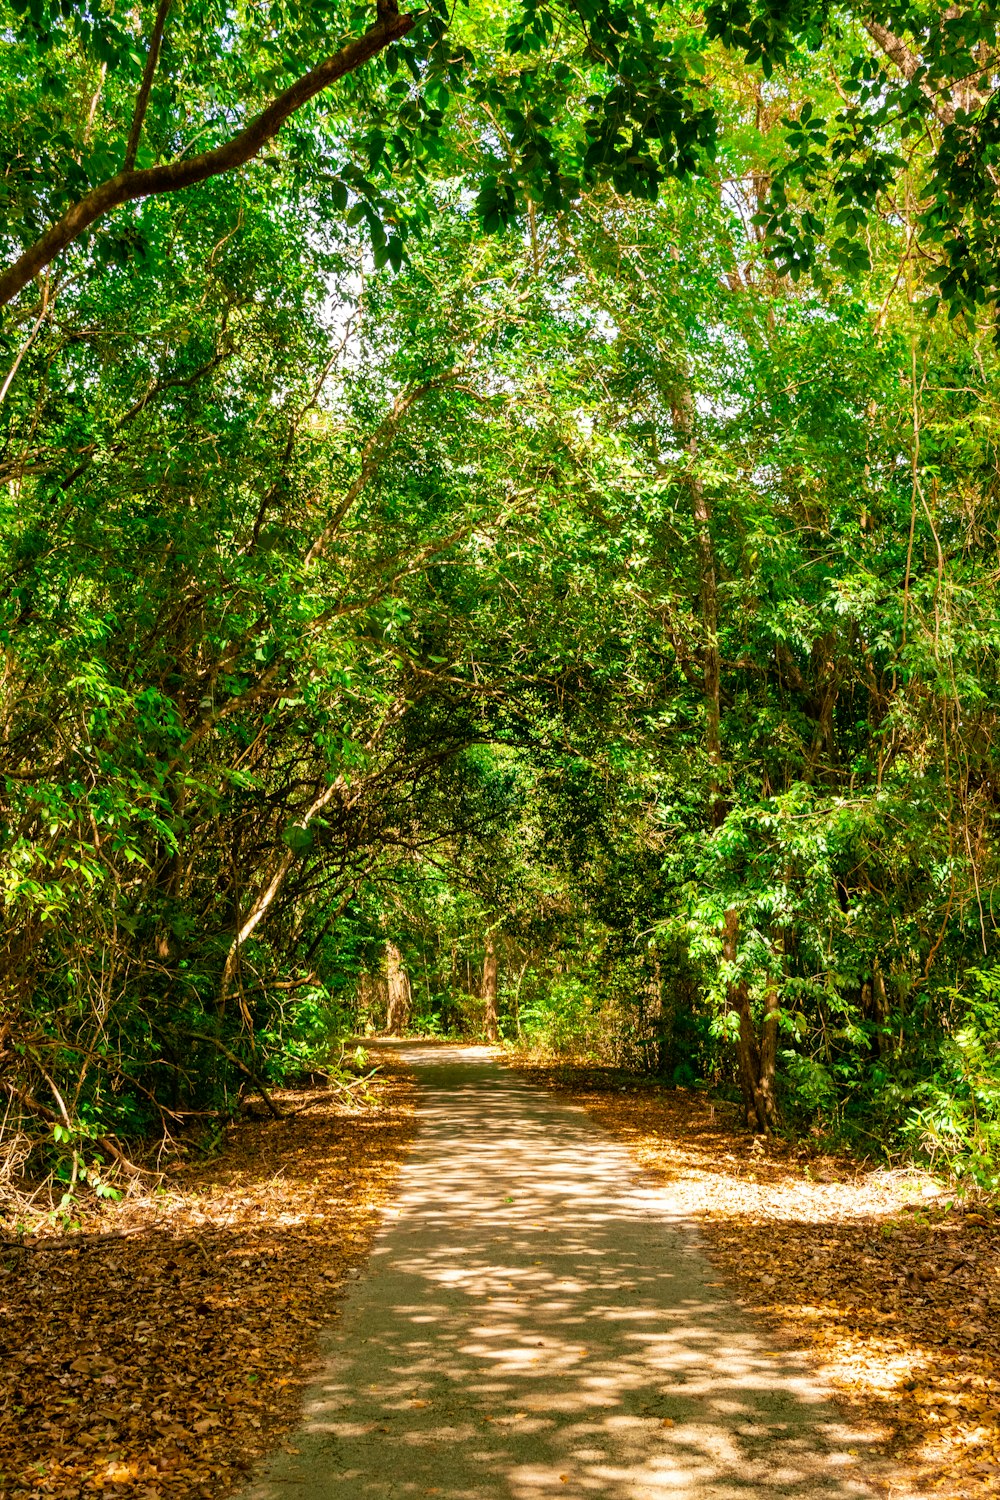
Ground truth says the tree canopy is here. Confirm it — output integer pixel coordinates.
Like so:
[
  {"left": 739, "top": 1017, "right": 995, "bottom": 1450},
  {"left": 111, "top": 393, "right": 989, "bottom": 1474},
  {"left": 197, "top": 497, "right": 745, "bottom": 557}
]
[
  {"left": 4, "top": 0, "right": 1000, "bottom": 310},
  {"left": 2, "top": 0, "right": 1000, "bottom": 1199}
]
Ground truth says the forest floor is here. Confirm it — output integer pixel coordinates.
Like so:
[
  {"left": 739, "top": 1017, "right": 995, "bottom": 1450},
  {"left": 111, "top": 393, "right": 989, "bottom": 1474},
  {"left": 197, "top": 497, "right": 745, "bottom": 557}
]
[
  {"left": 510, "top": 1061, "right": 1000, "bottom": 1500},
  {"left": 0, "top": 1065, "right": 417, "bottom": 1499},
  {"left": 3, "top": 1050, "right": 998, "bottom": 1500}
]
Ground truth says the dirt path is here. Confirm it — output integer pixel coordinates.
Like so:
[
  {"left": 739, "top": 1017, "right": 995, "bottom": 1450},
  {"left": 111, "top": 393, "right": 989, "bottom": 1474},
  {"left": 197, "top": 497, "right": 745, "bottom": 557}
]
[
  {"left": 238, "top": 1043, "right": 883, "bottom": 1500},
  {"left": 527, "top": 1064, "right": 999, "bottom": 1499}
]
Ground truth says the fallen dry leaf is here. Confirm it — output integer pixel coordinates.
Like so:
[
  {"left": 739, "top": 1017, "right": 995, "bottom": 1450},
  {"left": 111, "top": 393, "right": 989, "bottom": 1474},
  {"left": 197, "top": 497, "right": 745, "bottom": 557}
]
[{"left": 0, "top": 1063, "right": 416, "bottom": 1498}]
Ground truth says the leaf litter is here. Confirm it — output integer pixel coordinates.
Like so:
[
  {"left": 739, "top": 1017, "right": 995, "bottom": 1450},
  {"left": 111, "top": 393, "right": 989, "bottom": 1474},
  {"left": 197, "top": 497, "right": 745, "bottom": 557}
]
[
  {"left": 512, "top": 1062, "right": 1000, "bottom": 1500},
  {"left": 0, "top": 1066, "right": 416, "bottom": 1498}
]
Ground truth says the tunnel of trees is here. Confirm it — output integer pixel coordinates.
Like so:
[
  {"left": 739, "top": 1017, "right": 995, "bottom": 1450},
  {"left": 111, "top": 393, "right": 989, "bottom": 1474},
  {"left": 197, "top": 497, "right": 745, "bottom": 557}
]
[{"left": 2, "top": 0, "right": 1000, "bottom": 1197}]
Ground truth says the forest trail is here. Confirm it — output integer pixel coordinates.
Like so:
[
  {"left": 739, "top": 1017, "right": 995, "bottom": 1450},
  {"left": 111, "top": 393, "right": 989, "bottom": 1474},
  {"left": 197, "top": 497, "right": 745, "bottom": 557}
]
[{"left": 239, "top": 1043, "right": 880, "bottom": 1500}]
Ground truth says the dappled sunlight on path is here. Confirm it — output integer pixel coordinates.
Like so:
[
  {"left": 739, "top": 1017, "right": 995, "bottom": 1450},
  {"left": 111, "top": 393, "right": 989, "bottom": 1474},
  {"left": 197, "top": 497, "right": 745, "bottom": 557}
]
[
  {"left": 241, "top": 1045, "right": 880, "bottom": 1500},
  {"left": 539, "top": 1067, "right": 999, "bottom": 1495}
]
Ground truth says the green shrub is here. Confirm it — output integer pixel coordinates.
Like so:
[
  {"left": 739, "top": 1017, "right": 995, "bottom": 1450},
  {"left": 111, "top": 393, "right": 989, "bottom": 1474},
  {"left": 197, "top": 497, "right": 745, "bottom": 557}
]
[{"left": 904, "top": 970, "right": 1000, "bottom": 1192}]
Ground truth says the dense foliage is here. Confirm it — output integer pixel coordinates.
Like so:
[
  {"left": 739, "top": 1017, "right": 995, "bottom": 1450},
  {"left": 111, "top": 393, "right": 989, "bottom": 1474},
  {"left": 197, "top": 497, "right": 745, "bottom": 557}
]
[{"left": 2, "top": 0, "right": 1000, "bottom": 1203}]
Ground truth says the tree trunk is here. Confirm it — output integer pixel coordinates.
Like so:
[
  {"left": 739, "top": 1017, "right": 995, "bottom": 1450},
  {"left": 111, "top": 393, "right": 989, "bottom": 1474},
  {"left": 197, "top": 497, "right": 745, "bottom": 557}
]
[
  {"left": 357, "top": 971, "right": 387, "bottom": 1031},
  {"left": 218, "top": 774, "right": 342, "bottom": 1016},
  {"left": 674, "top": 383, "right": 755, "bottom": 1120},
  {"left": 670, "top": 383, "right": 723, "bottom": 819},
  {"left": 511, "top": 956, "right": 529, "bottom": 1040},
  {"left": 673, "top": 383, "right": 781, "bottom": 1133},
  {"left": 759, "top": 964, "right": 781, "bottom": 1126},
  {"left": 646, "top": 955, "right": 675, "bottom": 1074},
  {"left": 385, "top": 942, "right": 410, "bottom": 1036},
  {"left": 725, "top": 910, "right": 781, "bottom": 1132},
  {"left": 482, "top": 930, "right": 499, "bottom": 1042}
]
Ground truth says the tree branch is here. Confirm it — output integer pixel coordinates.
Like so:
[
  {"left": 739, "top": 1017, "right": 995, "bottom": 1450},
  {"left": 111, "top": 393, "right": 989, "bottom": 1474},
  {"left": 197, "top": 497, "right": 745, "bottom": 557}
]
[
  {"left": 303, "top": 364, "right": 465, "bottom": 565},
  {"left": 0, "top": 9, "right": 414, "bottom": 309},
  {"left": 863, "top": 17, "right": 956, "bottom": 126},
  {"left": 124, "top": 0, "right": 173, "bottom": 171}
]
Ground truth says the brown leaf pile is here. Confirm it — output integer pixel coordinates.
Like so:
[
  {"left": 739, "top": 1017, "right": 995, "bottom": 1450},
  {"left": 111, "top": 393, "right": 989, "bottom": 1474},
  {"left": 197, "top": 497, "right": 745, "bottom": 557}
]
[
  {"left": 0, "top": 1068, "right": 416, "bottom": 1499},
  {"left": 513, "top": 1063, "right": 1000, "bottom": 1500}
]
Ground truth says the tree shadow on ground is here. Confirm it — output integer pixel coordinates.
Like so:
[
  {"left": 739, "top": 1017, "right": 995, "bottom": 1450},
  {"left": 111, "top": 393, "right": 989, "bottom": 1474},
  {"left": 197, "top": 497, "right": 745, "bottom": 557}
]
[
  {"left": 243, "top": 1046, "right": 884, "bottom": 1500},
  {"left": 520, "top": 1062, "right": 1000, "bottom": 1500}
]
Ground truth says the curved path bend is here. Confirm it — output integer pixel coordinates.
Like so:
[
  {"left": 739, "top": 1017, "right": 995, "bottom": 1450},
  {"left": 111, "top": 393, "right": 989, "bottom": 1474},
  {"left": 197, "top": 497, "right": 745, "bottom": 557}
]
[{"left": 241, "top": 1044, "right": 881, "bottom": 1500}]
